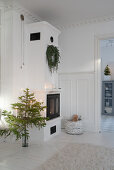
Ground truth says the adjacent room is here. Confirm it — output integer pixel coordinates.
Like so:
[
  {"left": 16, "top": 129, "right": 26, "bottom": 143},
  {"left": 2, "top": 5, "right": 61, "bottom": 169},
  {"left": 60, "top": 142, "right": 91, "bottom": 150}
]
[
  {"left": 100, "top": 39, "right": 114, "bottom": 132},
  {"left": 0, "top": 0, "right": 114, "bottom": 170}
]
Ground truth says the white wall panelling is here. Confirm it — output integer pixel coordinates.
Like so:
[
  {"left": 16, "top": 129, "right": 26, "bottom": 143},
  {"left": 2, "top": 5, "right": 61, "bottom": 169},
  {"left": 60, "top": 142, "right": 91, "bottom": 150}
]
[{"left": 59, "top": 72, "right": 95, "bottom": 131}]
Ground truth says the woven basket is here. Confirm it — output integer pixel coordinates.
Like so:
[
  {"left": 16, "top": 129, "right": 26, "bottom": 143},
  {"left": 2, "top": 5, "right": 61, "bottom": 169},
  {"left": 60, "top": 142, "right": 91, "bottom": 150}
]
[{"left": 65, "top": 120, "right": 83, "bottom": 135}]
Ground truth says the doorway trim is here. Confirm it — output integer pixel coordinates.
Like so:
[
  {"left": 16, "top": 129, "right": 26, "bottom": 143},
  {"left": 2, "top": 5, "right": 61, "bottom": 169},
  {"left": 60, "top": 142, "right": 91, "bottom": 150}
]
[{"left": 94, "top": 33, "right": 114, "bottom": 132}]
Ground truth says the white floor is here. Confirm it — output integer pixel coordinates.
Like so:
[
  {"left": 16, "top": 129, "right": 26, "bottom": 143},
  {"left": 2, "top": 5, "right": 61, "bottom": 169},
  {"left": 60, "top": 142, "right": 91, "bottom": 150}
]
[
  {"left": 101, "top": 115, "right": 114, "bottom": 132},
  {"left": 0, "top": 131, "right": 114, "bottom": 170}
]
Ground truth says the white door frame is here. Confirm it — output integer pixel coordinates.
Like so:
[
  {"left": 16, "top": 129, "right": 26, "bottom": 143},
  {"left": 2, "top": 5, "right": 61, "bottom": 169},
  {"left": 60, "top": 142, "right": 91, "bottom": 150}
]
[{"left": 94, "top": 33, "right": 114, "bottom": 132}]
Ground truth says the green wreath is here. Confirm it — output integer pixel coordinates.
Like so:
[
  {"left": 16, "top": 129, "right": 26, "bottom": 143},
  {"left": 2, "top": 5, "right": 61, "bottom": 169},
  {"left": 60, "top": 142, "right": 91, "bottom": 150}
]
[{"left": 46, "top": 45, "right": 60, "bottom": 73}]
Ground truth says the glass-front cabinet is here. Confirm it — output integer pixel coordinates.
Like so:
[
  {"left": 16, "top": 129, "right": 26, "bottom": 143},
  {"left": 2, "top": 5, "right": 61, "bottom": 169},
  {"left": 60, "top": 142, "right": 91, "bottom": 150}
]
[{"left": 102, "top": 81, "right": 114, "bottom": 115}]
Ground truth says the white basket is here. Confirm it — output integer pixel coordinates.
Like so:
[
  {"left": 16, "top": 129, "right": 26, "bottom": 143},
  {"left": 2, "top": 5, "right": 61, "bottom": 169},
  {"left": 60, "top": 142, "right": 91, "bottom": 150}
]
[
  {"left": 65, "top": 120, "right": 84, "bottom": 135},
  {"left": 104, "top": 75, "right": 111, "bottom": 81}
]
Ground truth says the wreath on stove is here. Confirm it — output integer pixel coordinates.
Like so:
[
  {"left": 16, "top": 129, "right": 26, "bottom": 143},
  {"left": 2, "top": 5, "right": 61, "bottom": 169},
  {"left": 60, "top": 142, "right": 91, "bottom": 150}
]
[{"left": 46, "top": 45, "right": 60, "bottom": 73}]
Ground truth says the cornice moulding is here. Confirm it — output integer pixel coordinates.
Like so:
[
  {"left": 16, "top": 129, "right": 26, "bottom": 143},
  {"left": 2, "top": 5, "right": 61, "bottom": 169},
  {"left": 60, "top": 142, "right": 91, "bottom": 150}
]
[
  {"left": 59, "top": 71, "right": 95, "bottom": 75},
  {"left": 60, "top": 15, "right": 114, "bottom": 30},
  {"left": 3, "top": 1, "right": 41, "bottom": 22},
  {"left": 2, "top": 1, "right": 114, "bottom": 30}
]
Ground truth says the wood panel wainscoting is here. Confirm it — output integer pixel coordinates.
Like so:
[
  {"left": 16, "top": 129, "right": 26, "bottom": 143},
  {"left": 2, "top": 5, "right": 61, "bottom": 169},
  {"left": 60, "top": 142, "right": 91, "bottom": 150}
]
[{"left": 59, "top": 72, "right": 95, "bottom": 132}]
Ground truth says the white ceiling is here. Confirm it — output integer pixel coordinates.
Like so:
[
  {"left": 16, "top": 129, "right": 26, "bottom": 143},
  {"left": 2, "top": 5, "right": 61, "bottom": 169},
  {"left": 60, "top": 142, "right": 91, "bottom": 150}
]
[{"left": 15, "top": 0, "right": 114, "bottom": 29}]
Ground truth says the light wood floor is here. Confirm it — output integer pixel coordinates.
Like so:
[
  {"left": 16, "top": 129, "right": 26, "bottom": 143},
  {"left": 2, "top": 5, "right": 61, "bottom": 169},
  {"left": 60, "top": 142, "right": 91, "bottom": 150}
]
[{"left": 0, "top": 131, "right": 114, "bottom": 170}]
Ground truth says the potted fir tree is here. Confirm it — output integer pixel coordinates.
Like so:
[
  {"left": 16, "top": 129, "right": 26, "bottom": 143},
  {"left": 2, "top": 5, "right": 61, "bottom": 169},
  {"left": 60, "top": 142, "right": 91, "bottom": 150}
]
[
  {"left": 104, "top": 65, "right": 111, "bottom": 81},
  {"left": 0, "top": 88, "right": 47, "bottom": 147}
]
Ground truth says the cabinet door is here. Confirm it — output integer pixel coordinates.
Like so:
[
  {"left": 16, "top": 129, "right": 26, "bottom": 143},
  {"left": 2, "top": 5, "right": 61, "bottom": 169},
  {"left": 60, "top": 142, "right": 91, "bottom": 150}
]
[
  {"left": 112, "top": 82, "right": 114, "bottom": 115},
  {"left": 102, "top": 82, "right": 113, "bottom": 116},
  {"left": 102, "top": 82, "right": 105, "bottom": 115}
]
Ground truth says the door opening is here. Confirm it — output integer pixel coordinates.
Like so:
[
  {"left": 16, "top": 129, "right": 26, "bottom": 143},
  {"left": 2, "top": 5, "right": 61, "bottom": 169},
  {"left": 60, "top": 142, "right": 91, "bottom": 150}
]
[{"left": 100, "top": 39, "right": 114, "bottom": 132}]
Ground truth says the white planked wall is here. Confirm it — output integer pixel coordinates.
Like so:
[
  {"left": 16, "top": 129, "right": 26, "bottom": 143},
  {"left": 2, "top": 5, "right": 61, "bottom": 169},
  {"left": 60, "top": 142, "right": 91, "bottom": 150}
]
[{"left": 59, "top": 72, "right": 95, "bottom": 131}]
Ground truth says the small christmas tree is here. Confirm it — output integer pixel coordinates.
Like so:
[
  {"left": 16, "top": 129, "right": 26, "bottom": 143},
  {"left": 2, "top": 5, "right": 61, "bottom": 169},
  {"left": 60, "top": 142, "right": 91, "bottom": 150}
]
[
  {"left": 0, "top": 88, "right": 47, "bottom": 147},
  {"left": 104, "top": 65, "right": 111, "bottom": 75}
]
